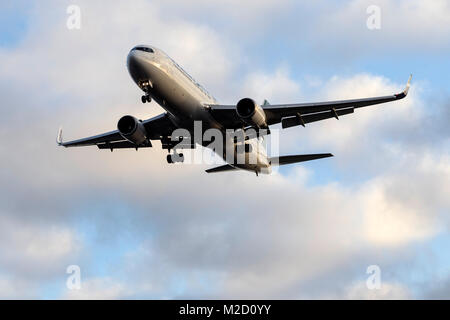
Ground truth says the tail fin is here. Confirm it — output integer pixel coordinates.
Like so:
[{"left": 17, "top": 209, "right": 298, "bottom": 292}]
[{"left": 270, "top": 153, "right": 333, "bottom": 166}]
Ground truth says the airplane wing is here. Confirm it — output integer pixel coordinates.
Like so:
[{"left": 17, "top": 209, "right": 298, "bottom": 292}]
[
  {"left": 57, "top": 113, "right": 178, "bottom": 150},
  {"left": 208, "top": 75, "right": 412, "bottom": 129}
]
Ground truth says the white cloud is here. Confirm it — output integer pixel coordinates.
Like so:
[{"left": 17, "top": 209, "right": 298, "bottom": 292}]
[
  {"left": 311, "top": 0, "right": 450, "bottom": 54},
  {"left": 344, "top": 281, "right": 411, "bottom": 299},
  {"left": 362, "top": 185, "right": 437, "bottom": 247},
  {"left": 107, "top": 156, "right": 447, "bottom": 298},
  {"left": 0, "top": 275, "right": 37, "bottom": 299},
  {"left": 361, "top": 158, "right": 449, "bottom": 247},
  {"left": 0, "top": 0, "right": 448, "bottom": 300},
  {"left": 0, "top": 215, "right": 81, "bottom": 279},
  {"left": 64, "top": 278, "right": 127, "bottom": 300},
  {"left": 152, "top": 0, "right": 294, "bottom": 21},
  {"left": 241, "top": 67, "right": 302, "bottom": 103}
]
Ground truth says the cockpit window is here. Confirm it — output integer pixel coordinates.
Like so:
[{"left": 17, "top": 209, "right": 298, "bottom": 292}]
[{"left": 134, "top": 46, "right": 154, "bottom": 53}]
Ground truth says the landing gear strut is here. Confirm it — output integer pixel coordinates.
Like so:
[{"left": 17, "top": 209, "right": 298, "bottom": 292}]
[{"left": 167, "top": 153, "right": 184, "bottom": 164}]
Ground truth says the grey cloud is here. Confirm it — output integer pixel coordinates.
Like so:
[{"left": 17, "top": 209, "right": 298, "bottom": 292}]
[{"left": 0, "top": 0, "right": 448, "bottom": 299}]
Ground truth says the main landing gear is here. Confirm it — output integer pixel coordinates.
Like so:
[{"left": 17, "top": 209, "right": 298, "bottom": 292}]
[
  {"left": 166, "top": 153, "right": 184, "bottom": 164},
  {"left": 141, "top": 95, "right": 151, "bottom": 103}
]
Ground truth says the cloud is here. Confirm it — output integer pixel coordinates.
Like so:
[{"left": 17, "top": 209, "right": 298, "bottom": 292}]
[
  {"left": 0, "top": 275, "right": 37, "bottom": 299},
  {"left": 305, "top": 0, "right": 450, "bottom": 58},
  {"left": 152, "top": 0, "right": 295, "bottom": 25},
  {"left": 63, "top": 277, "right": 127, "bottom": 300},
  {"left": 240, "top": 67, "right": 302, "bottom": 103},
  {"left": 0, "top": 0, "right": 448, "bottom": 299},
  {"left": 425, "top": 278, "right": 450, "bottom": 299},
  {"left": 365, "top": 151, "right": 450, "bottom": 243},
  {"left": 0, "top": 215, "right": 81, "bottom": 279},
  {"left": 344, "top": 281, "right": 411, "bottom": 299},
  {"left": 90, "top": 157, "right": 447, "bottom": 298}
]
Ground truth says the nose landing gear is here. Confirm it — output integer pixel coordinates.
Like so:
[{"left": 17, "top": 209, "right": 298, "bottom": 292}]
[{"left": 139, "top": 80, "right": 153, "bottom": 103}]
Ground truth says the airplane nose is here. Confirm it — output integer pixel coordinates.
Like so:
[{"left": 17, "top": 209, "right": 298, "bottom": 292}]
[
  {"left": 127, "top": 50, "right": 149, "bottom": 83},
  {"left": 127, "top": 50, "right": 143, "bottom": 73}
]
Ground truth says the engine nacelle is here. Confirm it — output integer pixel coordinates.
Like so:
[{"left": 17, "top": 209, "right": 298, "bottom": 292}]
[
  {"left": 117, "top": 115, "right": 148, "bottom": 145},
  {"left": 236, "top": 98, "right": 268, "bottom": 128}
]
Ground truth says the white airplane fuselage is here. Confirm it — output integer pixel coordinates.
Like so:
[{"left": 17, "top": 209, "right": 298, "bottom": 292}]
[{"left": 127, "top": 45, "right": 271, "bottom": 174}]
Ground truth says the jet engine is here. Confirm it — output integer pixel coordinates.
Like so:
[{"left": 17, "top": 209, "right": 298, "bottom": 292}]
[
  {"left": 236, "top": 98, "right": 268, "bottom": 128},
  {"left": 117, "top": 115, "right": 148, "bottom": 145}
]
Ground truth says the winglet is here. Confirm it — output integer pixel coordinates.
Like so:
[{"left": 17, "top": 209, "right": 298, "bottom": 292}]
[
  {"left": 56, "top": 127, "right": 63, "bottom": 146},
  {"left": 395, "top": 74, "right": 412, "bottom": 99},
  {"left": 404, "top": 74, "right": 412, "bottom": 95}
]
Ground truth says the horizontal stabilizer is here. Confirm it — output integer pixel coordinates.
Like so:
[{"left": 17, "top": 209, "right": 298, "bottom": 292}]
[
  {"left": 270, "top": 153, "right": 333, "bottom": 166},
  {"left": 205, "top": 164, "right": 237, "bottom": 173}
]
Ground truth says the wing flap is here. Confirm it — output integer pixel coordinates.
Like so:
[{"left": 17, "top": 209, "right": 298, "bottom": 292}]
[
  {"left": 281, "top": 107, "right": 354, "bottom": 129},
  {"left": 97, "top": 141, "right": 152, "bottom": 150}
]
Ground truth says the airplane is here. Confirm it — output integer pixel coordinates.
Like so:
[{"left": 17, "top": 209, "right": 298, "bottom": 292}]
[{"left": 57, "top": 45, "right": 412, "bottom": 175}]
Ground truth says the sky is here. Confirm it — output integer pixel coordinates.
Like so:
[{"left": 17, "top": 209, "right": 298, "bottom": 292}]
[{"left": 0, "top": 0, "right": 449, "bottom": 299}]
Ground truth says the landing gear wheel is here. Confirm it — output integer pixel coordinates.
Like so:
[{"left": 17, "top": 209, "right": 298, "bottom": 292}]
[
  {"left": 146, "top": 95, "right": 151, "bottom": 103},
  {"left": 141, "top": 95, "right": 147, "bottom": 103},
  {"left": 166, "top": 153, "right": 184, "bottom": 163}
]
